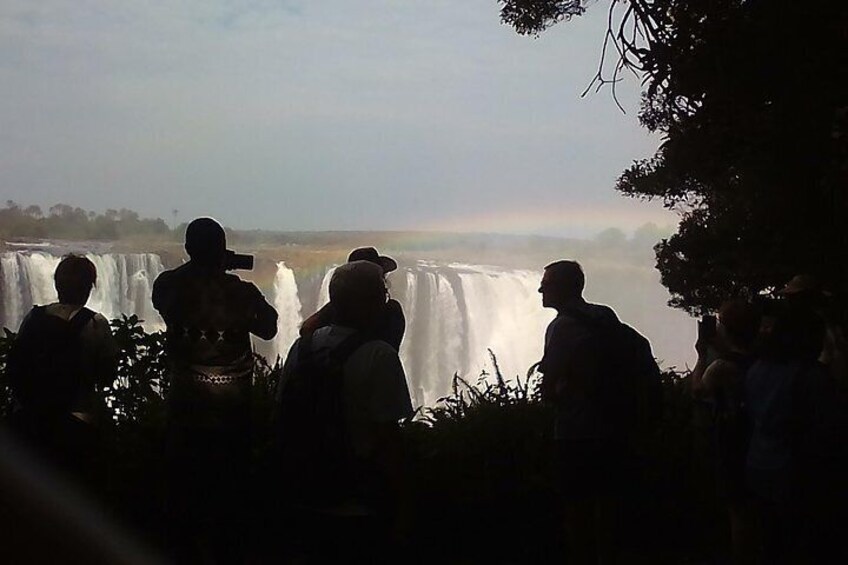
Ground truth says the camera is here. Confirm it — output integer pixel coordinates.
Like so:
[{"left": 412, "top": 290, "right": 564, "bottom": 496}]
[
  {"left": 224, "top": 249, "right": 254, "bottom": 271},
  {"left": 698, "top": 314, "right": 717, "bottom": 341}
]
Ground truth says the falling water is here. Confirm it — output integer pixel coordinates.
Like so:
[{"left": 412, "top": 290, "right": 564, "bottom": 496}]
[
  {"left": 2, "top": 251, "right": 693, "bottom": 408},
  {"left": 1, "top": 251, "right": 165, "bottom": 332},
  {"left": 290, "top": 262, "right": 555, "bottom": 407},
  {"left": 271, "top": 261, "right": 303, "bottom": 360}
]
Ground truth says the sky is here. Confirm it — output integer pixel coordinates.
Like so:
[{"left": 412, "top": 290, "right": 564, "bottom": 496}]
[{"left": 0, "top": 0, "right": 677, "bottom": 237}]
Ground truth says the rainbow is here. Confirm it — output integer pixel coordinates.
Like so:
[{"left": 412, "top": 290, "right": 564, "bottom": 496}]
[{"left": 399, "top": 201, "right": 678, "bottom": 237}]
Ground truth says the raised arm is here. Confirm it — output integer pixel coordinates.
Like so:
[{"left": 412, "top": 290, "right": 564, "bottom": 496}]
[{"left": 248, "top": 286, "right": 278, "bottom": 340}]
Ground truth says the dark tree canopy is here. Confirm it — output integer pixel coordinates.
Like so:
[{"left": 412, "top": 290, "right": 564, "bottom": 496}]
[
  {"left": 498, "top": 0, "right": 588, "bottom": 35},
  {"left": 501, "top": 0, "right": 848, "bottom": 314}
]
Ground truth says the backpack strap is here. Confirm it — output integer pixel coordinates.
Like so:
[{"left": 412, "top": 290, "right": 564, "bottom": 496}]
[
  {"left": 295, "top": 330, "right": 374, "bottom": 373},
  {"left": 562, "top": 305, "right": 619, "bottom": 333}
]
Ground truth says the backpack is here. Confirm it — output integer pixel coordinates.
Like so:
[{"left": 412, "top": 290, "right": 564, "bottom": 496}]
[
  {"left": 274, "top": 331, "right": 372, "bottom": 506},
  {"left": 7, "top": 306, "right": 95, "bottom": 415},
  {"left": 565, "top": 308, "right": 663, "bottom": 439}
]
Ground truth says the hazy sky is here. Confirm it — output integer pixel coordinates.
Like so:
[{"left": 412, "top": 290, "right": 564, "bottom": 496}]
[{"left": 0, "top": 0, "right": 677, "bottom": 237}]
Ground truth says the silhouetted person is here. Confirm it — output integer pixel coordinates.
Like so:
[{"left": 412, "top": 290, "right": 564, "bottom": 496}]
[
  {"left": 152, "top": 217, "right": 277, "bottom": 564},
  {"left": 744, "top": 300, "right": 832, "bottom": 565},
  {"left": 690, "top": 300, "right": 760, "bottom": 564},
  {"left": 300, "top": 247, "right": 405, "bottom": 351},
  {"left": 6, "top": 254, "right": 117, "bottom": 486},
  {"left": 537, "top": 260, "right": 625, "bottom": 565},
  {"left": 779, "top": 274, "right": 848, "bottom": 391},
  {"left": 743, "top": 276, "right": 847, "bottom": 563},
  {"left": 277, "top": 260, "right": 413, "bottom": 563}
]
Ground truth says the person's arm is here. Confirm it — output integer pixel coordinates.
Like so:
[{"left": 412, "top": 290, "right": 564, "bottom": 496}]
[
  {"left": 247, "top": 285, "right": 278, "bottom": 340},
  {"left": 690, "top": 337, "right": 711, "bottom": 397},
  {"left": 366, "top": 345, "right": 414, "bottom": 534},
  {"left": 539, "top": 318, "right": 587, "bottom": 403},
  {"left": 273, "top": 339, "right": 301, "bottom": 427},
  {"left": 299, "top": 303, "right": 333, "bottom": 337},
  {"left": 381, "top": 299, "right": 406, "bottom": 351},
  {"left": 151, "top": 270, "right": 176, "bottom": 322},
  {"left": 700, "top": 359, "right": 735, "bottom": 397}
]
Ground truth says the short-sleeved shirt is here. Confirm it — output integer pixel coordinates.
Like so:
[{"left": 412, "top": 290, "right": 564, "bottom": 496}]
[
  {"left": 18, "top": 303, "right": 118, "bottom": 416},
  {"left": 280, "top": 324, "right": 413, "bottom": 459},
  {"left": 539, "top": 298, "right": 620, "bottom": 441}
]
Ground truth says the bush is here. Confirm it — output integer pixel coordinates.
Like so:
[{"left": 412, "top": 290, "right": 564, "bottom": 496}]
[{"left": 0, "top": 322, "right": 725, "bottom": 563}]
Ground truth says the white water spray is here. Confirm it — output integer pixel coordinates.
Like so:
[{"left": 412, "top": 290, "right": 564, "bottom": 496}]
[
  {"left": 1, "top": 252, "right": 165, "bottom": 332},
  {"left": 271, "top": 261, "right": 303, "bottom": 361}
]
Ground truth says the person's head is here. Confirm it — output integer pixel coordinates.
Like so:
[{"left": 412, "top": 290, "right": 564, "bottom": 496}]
[
  {"left": 329, "top": 261, "right": 388, "bottom": 329},
  {"left": 778, "top": 274, "right": 829, "bottom": 311},
  {"left": 347, "top": 247, "right": 397, "bottom": 276},
  {"left": 54, "top": 255, "right": 97, "bottom": 306},
  {"left": 717, "top": 299, "right": 760, "bottom": 352},
  {"left": 184, "top": 217, "right": 226, "bottom": 268},
  {"left": 764, "top": 303, "right": 825, "bottom": 363},
  {"left": 539, "top": 260, "right": 585, "bottom": 310}
]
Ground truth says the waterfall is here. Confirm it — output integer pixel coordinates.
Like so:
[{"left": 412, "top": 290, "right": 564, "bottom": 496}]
[
  {"left": 316, "top": 267, "right": 333, "bottom": 311},
  {"left": 275, "top": 261, "right": 555, "bottom": 407},
  {"left": 271, "top": 261, "right": 303, "bottom": 361},
  {"left": 1, "top": 253, "right": 24, "bottom": 331},
  {"left": 0, "top": 251, "right": 165, "bottom": 332},
  {"left": 0, "top": 251, "right": 692, "bottom": 409},
  {"left": 394, "top": 264, "right": 552, "bottom": 406},
  {"left": 454, "top": 265, "right": 553, "bottom": 385}
]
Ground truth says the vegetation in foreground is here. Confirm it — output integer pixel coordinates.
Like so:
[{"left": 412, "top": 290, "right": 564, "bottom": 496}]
[{"left": 0, "top": 317, "right": 795, "bottom": 563}]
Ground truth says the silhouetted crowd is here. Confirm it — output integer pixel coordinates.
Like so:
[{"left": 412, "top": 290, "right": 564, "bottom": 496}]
[
  {"left": 2, "top": 217, "right": 846, "bottom": 564},
  {"left": 688, "top": 280, "right": 847, "bottom": 565}
]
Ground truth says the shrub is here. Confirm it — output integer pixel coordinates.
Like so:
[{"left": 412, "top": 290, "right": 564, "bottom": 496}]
[{"left": 0, "top": 323, "right": 725, "bottom": 562}]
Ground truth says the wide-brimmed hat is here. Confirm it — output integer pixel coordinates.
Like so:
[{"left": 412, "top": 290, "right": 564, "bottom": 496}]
[
  {"left": 347, "top": 247, "right": 397, "bottom": 274},
  {"left": 778, "top": 274, "right": 831, "bottom": 296}
]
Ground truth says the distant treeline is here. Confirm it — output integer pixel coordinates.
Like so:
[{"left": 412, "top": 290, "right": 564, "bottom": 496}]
[
  {"left": 1, "top": 202, "right": 671, "bottom": 260},
  {"left": 1, "top": 202, "right": 173, "bottom": 241}
]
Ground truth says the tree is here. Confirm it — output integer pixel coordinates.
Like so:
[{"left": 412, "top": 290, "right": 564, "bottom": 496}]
[
  {"left": 500, "top": 1, "right": 848, "bottom": 313},
  {"left": 0, "top": 202, "right": 177, "bottom": 241},
  {"left": 24, "top": 205, "right": 43, "bottom": 218}
]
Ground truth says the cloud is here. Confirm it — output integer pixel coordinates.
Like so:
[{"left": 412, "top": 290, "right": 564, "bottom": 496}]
[{"left": 0, "top": 1, "right": 662, "bottom": 235}]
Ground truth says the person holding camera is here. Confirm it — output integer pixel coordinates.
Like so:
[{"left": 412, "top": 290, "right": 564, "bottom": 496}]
[
  {"left": 690, "top": 300, "right": 761, "bottom": 564},
  {"left": 300, "top": 247, "right": 405, "bottom": 351},
  {"left": 152, "top": 217, "right": 277, "bottom": 563}
]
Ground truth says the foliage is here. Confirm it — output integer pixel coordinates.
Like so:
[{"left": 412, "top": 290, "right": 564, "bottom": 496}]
[
  {"left": 400, "top": 358, "right": 728, "bottom": 563},
  {"left": 498, "top": 0, "right": 588, "bottom": 36},
  {"left": 106, "top": 315, "right": 170, "bottom": 427},
  {"left": 399, "top": 358, "right": 558, "bottom": 562},
  {"left": 501, "top": 1, "right": 848, "bottom": 314},
  {"left": 0, "top": 201, "right": 173, "bottom": 241},
  {"left": 0, "top": 322, "right": 730, "bottom": 562},
  {"left": 0, "top": 328, "right": 16, "bottom": 417},
  {"left": 412, "top": 354, "right": 550, "bottom": 512}
]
